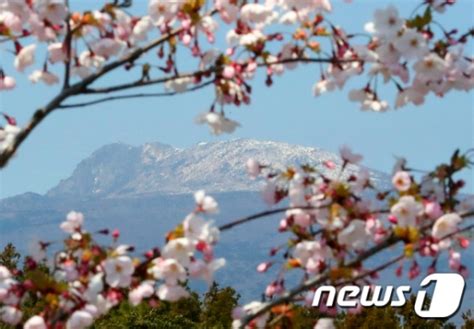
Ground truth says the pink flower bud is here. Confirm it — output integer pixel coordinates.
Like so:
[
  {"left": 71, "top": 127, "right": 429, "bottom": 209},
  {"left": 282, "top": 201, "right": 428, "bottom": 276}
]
[
  {"left": 323, "top": 160, "right": 336, "bottom": 169},
  {"left": 388, "top": 215, "right": 398, "bottom": 224},
  {"left": 112, "top": 229, "right": 120, "bottom": 239},
  {"left": 0, "top": 76, "right": 16, "bottom": 90},
  {"left": 182, "top": 34, "right": 192, "bottom": 46},
  {"left": 458, "top": 236, "right": 470, "bottom": 249},
  {"left": 222, "top": 65, "right": 235, "bottom": 79}
]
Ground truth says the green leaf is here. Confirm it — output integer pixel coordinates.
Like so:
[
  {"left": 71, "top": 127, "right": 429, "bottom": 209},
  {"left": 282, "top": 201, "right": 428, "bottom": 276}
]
[{"left": 406, "top": 6, "right": 432, "bottom": 29}]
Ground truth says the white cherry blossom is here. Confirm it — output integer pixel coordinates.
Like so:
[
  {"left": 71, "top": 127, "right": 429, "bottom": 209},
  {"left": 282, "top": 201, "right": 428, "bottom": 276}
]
[
  {"left": 128, "top": 281, "right": 155, "bottom": 306},
  {"left": 189, "top": 258, "right": 226, "bottom": 284},
  {"left": 60, "top": 211, "right": 84, "bottom": 233},
  {"left": 432, "top": 213, "right": 462, "bottom": 248},
  {"left": 29, "top": 70, "right": 59, "bottom": 85},
  {"left": 66, "top": 310, "right": 94, "bottom": 329},
  {"left": 183, "top": 214, "right": 220, "bottom": 244},
  {"left": 36, "top": 0, "right": 68, "bottom": 25},
  {"left": 0, "top": 76, "right": 16, "bottom": 90},
  {"left": 162, "top": 238, "right": 195, "bottom": 266},
  {"left": 372, "top": 5, "right": 403, "bottom": 38},
  {"left": 24, "top": 316, "right": 47, "bottom": 329},
  {"left": 103, "top": 256, "right": 134, "bottom": 288},
  {"left": 156, "top": 283, "right": 189, "bottom": 301},
  {"left": 390, "top": 196, "right": 423, "bottom": 227},
  {"left": 150, "top": 258, "right": 186, "bottom": 285},
  {"left": 14, "top": 44, "right": 36, "bottom": 72},
  {"left": 338, "top": 219, "right": 370, "bottom": 250},
  {"left": 195, "top": 112, "right": 240, "bottom": 135},
  {"left": 394, "top": 29, "right": 429, "bottom": 60},
  {"left": 392, "top": 171, "right": 411, "bottom": 192},
  {"left": 0, "top": 306, "right": 22, "bottom": 325},
  {"left": 194, "top": 190, "right": 219, "bottom": 213}
]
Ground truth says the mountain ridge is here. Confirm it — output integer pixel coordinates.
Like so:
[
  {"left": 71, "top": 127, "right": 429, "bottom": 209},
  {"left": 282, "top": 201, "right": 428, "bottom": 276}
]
[{"left": 43, "top": 138, "right": 390, "bottom": 200}]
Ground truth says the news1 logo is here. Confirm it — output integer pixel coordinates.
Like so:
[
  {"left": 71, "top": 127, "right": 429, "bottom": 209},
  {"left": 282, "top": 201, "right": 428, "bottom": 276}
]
[{"left": 312, "top": 273, "right": 466, "bottom": 318}]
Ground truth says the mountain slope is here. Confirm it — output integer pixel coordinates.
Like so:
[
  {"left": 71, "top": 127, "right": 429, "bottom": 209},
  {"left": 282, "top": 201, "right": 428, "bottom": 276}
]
[{"left": 46, "top": 139, "right": 389, "bottom": 198}]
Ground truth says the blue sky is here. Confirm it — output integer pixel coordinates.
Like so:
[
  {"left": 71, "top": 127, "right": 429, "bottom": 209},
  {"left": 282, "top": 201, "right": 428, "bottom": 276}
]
[{"left": 0, "top": 0, "right": 473, "bottom": 198}]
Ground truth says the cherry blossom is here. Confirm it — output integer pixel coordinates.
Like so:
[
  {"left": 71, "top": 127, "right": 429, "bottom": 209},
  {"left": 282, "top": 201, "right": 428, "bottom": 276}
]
[
  {"left": 189, "top": 258, "right": 226, "bottom": 284},
  {"left": 60, "top": 210, "right": 84, "bottom": 233},
  {"left": 0, "top": 123, "right": 20, "bottom": 153},
  {"left": 394, "top": 29, "right": 429, "bottom": 60},
  {"left": 195, "top": 112, "right": 240, "bottom": 135},
  {"left": 29, "top": 70, "right": 60, "bottom": 85},
  {"left": 156, "top": 283, "right": 189, "bottom": 302},
  {"left": 66, "top": 310, "right": 94, "bottom": 329},
  {"left": 293, "top": 240, "right": 328, "bottom": 273},
  {"left": 392, "top": 171, "right": 412, "bottom": 192},
  {"left": 314, "top": 318, "right": 335, "bottom": 329},
  {"left": 432, "top": 213, "right": 462, "bottom": 248},
  {"left": 0, "top": 306, "right": 22, "bottom": 325},
  {"left": 128, "top": 281, "right": 154, "bottom": 306},
  {"left": 0, "top": 76, "right": 16, "bottom": 90},
  {"left": 390, "top": 196, "right": 424, "bottom": 227},
  {"left": 337, "top": 219, "right": 371, "bottom": 250},
  {"left": 48, "top": 42, "right": 68, "bottom": 64},
  {"left": 246, "top": 158, "right": 261, "bottom": 178},
  {"left": 14, "top": 44, "right": 36, "bottom": 72},
  {"left": 24, "top": 316, "right": 47, "bottom": 329},
  {"left": 371, "top": 5, "right": 403, "bottom": 38},
  {"left": 194, "top": 189, "right": 219, "bottom": 213},
  {"left": 103, "top": 256, "right": 134, "bottom": 288},
  {"left": 150, "top": 258, "right": 187, "bottom": 285},
  {"left": 232, "top": 301, "right": 270, "bottom": 329},
  {"left": 161, "top": 238, "right": 194, "bottom": 266},
  {"left": 339, "top": 145, "right": 363, "bottom": 164},
  {"left": 36, "top": 0, "right": 68, "bottom": 25}
]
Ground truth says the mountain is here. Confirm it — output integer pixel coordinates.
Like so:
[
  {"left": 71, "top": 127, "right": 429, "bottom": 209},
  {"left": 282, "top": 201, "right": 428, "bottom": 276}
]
[{"left": 45, "top": 139, "right": 389, "bottom": 198}]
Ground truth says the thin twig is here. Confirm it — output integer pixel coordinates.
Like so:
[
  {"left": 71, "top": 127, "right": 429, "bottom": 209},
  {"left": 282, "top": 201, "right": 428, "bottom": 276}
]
[
  {"left": 219, "top": 206, "right": 325, "bottom": 231},
  {"left": 83, "top": 69, "right": 212, "bottom": 94},
  {"left": 58, "top": 80, "right": 214, "bottom": 109}
]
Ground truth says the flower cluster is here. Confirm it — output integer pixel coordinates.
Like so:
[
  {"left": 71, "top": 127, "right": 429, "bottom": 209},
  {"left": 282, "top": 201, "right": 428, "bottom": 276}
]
[
  {"left": 0, "top": 0, "right": 473, "bottom": 157},
  {"left": 232, "top": 147, "right": 473, "bottom": 328},
  {"left": 0, "top": 190, "right": 223, "bottom": 328}
]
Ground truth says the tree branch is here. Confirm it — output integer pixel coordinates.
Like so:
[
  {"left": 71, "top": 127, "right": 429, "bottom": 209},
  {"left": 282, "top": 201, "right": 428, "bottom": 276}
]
[
  {"left": 83, "top": 69, "right": 212, "bottom": 94},
  {"left": 218, "top": 206, "right": 326, "bottom": 231},
  {"left": 62, "top": 15, "right": 72, "bottom": 90},
  {"left": 81, "top": 57, "right": 348, "bottom": 95},
  {"left": 58, "top": 80, "right": 214, "bottom": 109}
]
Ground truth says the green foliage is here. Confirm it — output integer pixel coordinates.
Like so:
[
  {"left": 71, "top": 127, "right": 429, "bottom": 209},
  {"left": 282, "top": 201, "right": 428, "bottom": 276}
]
[
  {"left": 406, "top": 6, "right": 432, "bottom": 29},
  {"left": 199, "top": 282, "right": 240, "bottom": 329},
  {"left": 337, "top": 306, "right": 400, "bottom": 329},
  {"left": 0, "top": 243, "right": 20, "bottom": 270},
  {"left": 92, "top": 283, "right": 239, "bottom": 329}
]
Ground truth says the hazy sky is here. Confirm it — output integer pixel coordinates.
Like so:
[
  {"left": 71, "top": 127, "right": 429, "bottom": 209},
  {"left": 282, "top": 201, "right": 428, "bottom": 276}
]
[{"left": 1, "top": 0, "right": 473, "bottom": 198}]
